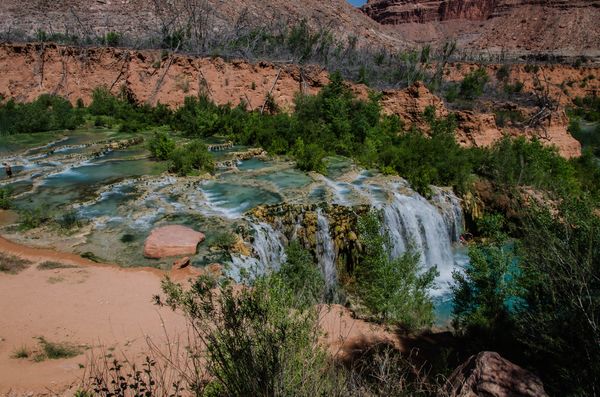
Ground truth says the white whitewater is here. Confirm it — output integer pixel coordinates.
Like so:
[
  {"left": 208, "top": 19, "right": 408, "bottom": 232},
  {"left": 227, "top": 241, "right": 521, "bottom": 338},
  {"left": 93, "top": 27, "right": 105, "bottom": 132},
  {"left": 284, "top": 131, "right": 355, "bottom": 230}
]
[
  {"left": 230, "top": 222, "right": 287, "bottom": 281},
  {"left": 378, "top": 189, "right": 458, "bottom": 295},
  {"left": 316, "top": 209, "right": 337, "bottom": 290}
]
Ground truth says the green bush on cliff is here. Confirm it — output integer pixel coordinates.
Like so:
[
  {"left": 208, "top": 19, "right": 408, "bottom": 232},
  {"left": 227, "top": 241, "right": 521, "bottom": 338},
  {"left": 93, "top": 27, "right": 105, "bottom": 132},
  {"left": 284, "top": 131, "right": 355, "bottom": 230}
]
[
  {"left": 459, "top": 68, "right": 489, "bottom": 100},
  {"left": 354, "top": 211, "right": 438, "bottom": 329}
]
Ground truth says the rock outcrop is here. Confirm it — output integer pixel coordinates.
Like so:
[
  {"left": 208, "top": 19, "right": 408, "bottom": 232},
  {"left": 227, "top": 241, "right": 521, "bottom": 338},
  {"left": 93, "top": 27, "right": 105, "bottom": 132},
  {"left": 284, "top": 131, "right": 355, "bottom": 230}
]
[
  {"left": 143, "top": 225, "right": 205, "bottom": 259},
  {"left": 444, "top": 351, "right": 548, "bottom": 397},
  {"left": 380, "top": 82, "right": 581, "bottom": 158},
  {"left": 361, "top": 0, "right": 600, "bottom": 56}
]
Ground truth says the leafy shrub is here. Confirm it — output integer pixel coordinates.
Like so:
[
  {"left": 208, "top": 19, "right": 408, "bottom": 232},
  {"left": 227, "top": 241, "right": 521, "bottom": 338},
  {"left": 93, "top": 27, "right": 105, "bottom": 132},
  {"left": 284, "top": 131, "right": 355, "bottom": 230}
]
[
  {"left": 103, "top": 32, "right": 121, "bottom": 47},
  {"left": 451, "top": 243, "right": 519, "bottom": 345},
  {"left": 278, "top": 241, "right": 325, "bottom": 306},
  {"left": 495, "top": 65, "right": 510, "bottom": 82},
  {"left": 157, "top": 271, "right": 333, "bottom": 396},
  {"left": 55, "top": 209, "right": 83, "bottom": 230},
  {"left": 12, "top": 346, "right": 30, "bottom": 359},
  {"left": 169, "top": 140, "right": 214, "bottom": 176},
  {"left": 354, "top": 211, "right": 437, "bottom": 329},
  {"left": 0, "top": 187, "right": 11, "bottom": 209},
  {"left": 0, "top": 94, "right": 84, "bottom": 135},
  {"left": 148, "top": 131, "right": 176, "bottom": 160},
  {"left": 503, "top": 81, "right": 524, "bottom": 94},
  {"left": 19, "top": 207, "right": 51, "bottom": 230},
  {"left": 459, "top": 68, "right": 489, "bottom": 100}
]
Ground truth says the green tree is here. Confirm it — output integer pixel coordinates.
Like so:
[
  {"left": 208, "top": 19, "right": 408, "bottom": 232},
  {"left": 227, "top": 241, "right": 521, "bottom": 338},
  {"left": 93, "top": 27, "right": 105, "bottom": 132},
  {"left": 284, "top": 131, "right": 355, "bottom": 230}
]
[
  {"left": 459, "top": 68, "right": 489, "bottom": 100},
  {"left": 278, "top": 241, "right": 325, "bottom": 306},
  {"left": 148, "top": 131, "right": 175, "bottom": 160},
  {"left": 355, "top": 211, "right": 438, "bottom": 329}
]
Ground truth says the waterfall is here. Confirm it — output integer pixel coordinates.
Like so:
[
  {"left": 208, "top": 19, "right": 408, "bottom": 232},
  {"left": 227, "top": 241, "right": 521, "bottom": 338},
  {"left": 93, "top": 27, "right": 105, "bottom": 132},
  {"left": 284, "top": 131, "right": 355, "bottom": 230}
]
[
  {"left": 431, "top": 187, "right": 464, "bottom": 243},
  {"left": 229, "top": 222, "right": 287, "bottom": 281},
  {"left": 316, "top": 209, "right": 337, "bottom": 290},
  {"left": 363, "top": 183, "right": 462, "bottom": 295}
]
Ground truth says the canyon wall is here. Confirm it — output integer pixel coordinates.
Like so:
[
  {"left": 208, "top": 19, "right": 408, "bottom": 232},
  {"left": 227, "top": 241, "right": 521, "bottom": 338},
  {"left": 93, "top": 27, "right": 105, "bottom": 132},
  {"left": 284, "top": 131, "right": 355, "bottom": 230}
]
[
  {"left": 361, "top": 0, "right": 600, "bottom": 56},
  {"left": 0, "top": 43, "right": 585, "bottom": 158}
]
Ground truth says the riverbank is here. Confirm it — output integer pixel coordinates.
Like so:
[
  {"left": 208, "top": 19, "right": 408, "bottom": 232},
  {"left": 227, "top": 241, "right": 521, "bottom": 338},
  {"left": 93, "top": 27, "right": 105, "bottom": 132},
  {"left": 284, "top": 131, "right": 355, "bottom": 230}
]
[{"left": 0, "top": 234, "right": 404, "bottom": 396}]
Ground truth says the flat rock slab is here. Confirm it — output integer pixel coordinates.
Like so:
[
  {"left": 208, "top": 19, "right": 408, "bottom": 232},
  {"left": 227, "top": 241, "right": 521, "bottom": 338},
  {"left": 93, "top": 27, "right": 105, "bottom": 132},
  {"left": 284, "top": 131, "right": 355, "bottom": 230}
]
[{"left": 143, "top": 225, "right": 205, "bottom": 259}]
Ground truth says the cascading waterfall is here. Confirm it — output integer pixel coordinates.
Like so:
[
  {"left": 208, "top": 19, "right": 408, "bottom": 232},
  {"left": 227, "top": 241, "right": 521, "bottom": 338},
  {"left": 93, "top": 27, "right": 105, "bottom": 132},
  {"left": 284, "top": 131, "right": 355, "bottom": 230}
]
[
  {"left": 229, "top": 222, "right": 287, "bottom": 281},
  {"left": 431, "top": 187, "right": 464, "bottom": 243},
  {"left": 316, "top": 209, "right": 337, "bottom": 290},
  {"left": 379, "top": 190, "right": 457, "bottom": 295}
]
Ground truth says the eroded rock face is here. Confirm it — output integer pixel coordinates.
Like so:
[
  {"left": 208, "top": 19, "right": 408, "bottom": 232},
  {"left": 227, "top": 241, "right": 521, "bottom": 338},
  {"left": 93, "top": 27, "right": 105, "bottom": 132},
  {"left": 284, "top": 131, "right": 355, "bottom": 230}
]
[
  {"left": 143, "top": 225, "right": 205, "bottom": 259},
  {"left": 444, "top": 351, "right": 548, "bottom": 397}
]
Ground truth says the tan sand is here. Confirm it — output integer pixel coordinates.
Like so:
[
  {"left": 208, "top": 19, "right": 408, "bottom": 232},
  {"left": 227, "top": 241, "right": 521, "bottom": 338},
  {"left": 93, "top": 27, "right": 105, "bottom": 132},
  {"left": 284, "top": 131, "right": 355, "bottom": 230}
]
[{"left": 0, "top": 235, "right": 402, "bottom": 396}]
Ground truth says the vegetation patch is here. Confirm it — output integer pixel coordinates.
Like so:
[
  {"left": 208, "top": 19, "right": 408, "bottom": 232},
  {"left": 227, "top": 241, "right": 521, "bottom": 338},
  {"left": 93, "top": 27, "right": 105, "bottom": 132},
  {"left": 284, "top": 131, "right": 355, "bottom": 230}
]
[
  {"left": 37, "top": 261, "right": 77, "bottom": 270},
  {"left": 35, "top": 337, "right": 82, "bottom": 361},
  {"left": 0, "top": 253, "right": 32, "bottom": 274},
  {"left": 11, "top": 346, "right": 30, "bottom": 359}
]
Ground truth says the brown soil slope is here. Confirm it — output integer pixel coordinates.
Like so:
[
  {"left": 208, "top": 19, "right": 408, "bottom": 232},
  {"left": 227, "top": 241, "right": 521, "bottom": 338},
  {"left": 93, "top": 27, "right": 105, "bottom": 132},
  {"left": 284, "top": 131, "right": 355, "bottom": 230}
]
[{"left": 0, "top": 43, "right": 587, "bottom": 157}]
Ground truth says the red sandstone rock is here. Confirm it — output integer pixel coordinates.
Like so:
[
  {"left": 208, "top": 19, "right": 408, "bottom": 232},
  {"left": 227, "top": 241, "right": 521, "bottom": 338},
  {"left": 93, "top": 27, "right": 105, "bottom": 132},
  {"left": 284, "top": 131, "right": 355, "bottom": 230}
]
[
  {"left": 444, "top": 351, "right": 548, "bottom": 397},
  {"left": 143, "top": 226, "right": 205, "bottom": 259},
  {"left": 173, "top": 256, "right": 191, "bottom": 269}
]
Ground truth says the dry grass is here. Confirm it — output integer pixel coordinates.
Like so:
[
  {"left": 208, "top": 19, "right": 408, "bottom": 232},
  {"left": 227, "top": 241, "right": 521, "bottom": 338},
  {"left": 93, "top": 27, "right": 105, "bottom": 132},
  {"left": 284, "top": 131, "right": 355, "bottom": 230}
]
[
  {"left": 0, "top": 253, "right": 32, "bottom": 274},
  {"left": 38, "top": 261, "right": 77, "bottom": 270}
]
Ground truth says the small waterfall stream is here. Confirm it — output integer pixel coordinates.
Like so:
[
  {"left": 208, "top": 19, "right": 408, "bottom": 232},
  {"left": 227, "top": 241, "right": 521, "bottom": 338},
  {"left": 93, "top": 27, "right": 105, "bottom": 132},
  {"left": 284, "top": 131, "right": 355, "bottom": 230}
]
[
  {"left": 316, "top": 209, "right": 337, "bottom": 290},
  {"left": 230, "top": 222, "right": 287, "bottom": 280}
]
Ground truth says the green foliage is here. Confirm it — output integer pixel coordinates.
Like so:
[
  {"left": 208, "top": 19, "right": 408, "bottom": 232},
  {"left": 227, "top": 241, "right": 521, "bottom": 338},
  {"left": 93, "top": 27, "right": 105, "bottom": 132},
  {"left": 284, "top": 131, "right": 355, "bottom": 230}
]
[
  {"left": 210, "top": 231, "right": 237, "bottom": 250},
  {"left": 293, "top": 138, "right": 326, "bottom": 172},
  {"left": 376, "top": 108, "right": 472, "bottom": 196},
  {"left": 475, "top": 213, "right": 507, "bottom": 242},
  {"left": 103, "top": 32, "right": 122, "bottom": 47},
  {"left": 514, "top": 201, "right": 600, "bottom": 395},
  {"left": 278, "top": 241, "right": 325, "bottom": 307},
  {"left": 503, "top": 81, "right": 524, "bottom": 95},
  {"left": 495, "top": 65, "right": 510, "bottom": 82},
  {"left": 89, "top": 87, "right": 172, "bottom": 131},
  {"left": 55, "top": 209, "right": 83, "bottom": 230},
  {"left": 494, "top": 109, "right": 524, "bottom": 127},
  {"left": 0, "top": 94, "right": 84, "bottom": 135},
  {"left": 157, "top": 271, "right": 333, "bottom": 396},
  {"left": 148, "top": 131, "right": 176, "bottom": 160},
  {"left": 36, "top": 337, "right": 81, "bottom": 360},
  {"left": 451, "top": 243, "right": 519, "bottom": 344},
  {"left": 459, "top": 68, "right": 489, "bottom": 100},
  {"left": 475, "top": 136, "right": 580, "bottom": 198},
  {"left": 570, "top": 95, "right": 600, "bottom": 122},
  {"left": 168, "top": 140, "right": 214, "bottom": 176},
  {"left": 354, "top": 212, "right": 437, "bottom": 329},
  {"left": 19, "top": 206, "right": 51, "bottom": 230},
  {"left": 0, "top": 187, "right": 11, "bottom": 209}
]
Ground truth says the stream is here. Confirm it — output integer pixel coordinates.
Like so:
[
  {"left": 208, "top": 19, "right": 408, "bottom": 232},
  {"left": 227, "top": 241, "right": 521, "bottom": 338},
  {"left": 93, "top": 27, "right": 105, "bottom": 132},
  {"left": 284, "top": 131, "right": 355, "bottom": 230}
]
[{"left": 0, "top": 129, "right": 469, "bottom": 324}]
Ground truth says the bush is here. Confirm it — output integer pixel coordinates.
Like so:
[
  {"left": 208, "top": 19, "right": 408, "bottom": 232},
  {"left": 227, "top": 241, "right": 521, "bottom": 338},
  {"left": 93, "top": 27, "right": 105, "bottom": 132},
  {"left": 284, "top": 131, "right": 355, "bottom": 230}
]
[
  {"left": 157, "top": 271, "right": 334, "bottom": 396},
  {"left": 148, "top": 131, "right": 176, "bottom": 160},
  {"left": 0, "top": 187, "right": 11, "bottom": 209},
  {"left": 354, "top": 211, "right": 438, "bottom": 329},
  {"left": 278, "top": 241, "right": 325, "bottom": 306},
  {"left": 36, "top": 337, "right": 82, "bottom": 360},
  {"left": 169, "top": 140, "right": 214, "bottom": 176},
  {"left": 451, "top": 242, "right": 519, "bottom": 346},
  {"left": 103, "top": 32, "right": 122, "bottom": 47},
  {"left": 0, "top": 253, "right": 32, "bottom": 274},
  {"left": 0, "top": 94, "right": 84, "bottom": 135},
  {"left": 459, "top": 68, "right": 489, "bottom": 100}
]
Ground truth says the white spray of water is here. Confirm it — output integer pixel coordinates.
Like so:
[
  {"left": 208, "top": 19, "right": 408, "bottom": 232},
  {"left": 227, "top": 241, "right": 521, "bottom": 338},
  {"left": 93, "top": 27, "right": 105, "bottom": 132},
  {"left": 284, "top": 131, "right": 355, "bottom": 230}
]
[{"left": 316, "top": 209, "right": 337, "bottom": 290}]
